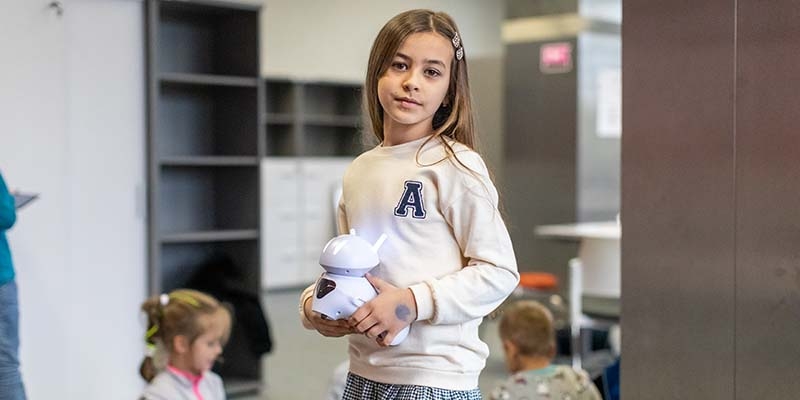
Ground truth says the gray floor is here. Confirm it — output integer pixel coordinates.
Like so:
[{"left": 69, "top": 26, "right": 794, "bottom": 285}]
[{"left": 254, "top": 287, "right": 509, "bottom": 400}]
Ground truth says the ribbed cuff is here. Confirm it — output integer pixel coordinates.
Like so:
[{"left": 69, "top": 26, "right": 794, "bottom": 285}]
[
  {"left": 299, "top": 285, "right": 315, "bottom": 329},
  {"left": 408, "top": 282, "right": 434, "bottom": 322}
]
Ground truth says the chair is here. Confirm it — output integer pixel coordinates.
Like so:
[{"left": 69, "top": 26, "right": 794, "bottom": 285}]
[
  {"left": 602, "top": 358, "right": 620, "bottom": 400},
  {"left": 519, "top": 271, "right": 558, "bottom": 291}
]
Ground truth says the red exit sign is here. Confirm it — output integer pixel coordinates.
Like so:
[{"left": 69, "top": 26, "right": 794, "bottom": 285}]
[{"left": 540, "top": 42, "right": 573, "bottom": 74}]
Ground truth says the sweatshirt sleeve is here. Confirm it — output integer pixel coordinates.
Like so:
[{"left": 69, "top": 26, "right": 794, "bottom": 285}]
[
  {"left": 336, "top": 190, "right": 350, "bottom": 235},
  {"left": 0, "top": 173, "right": 17, "bottom": 230},
  {"left": 299, "top": 283, "right": 316, "bottom": 329},
  {"left": 409, "top": 153, "right": 519, "bottom": 324}
]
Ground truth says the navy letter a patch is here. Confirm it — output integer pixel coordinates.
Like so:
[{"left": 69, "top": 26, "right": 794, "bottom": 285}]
[{"left": 394, "top": 180, "right": 426, "bottom": 219}]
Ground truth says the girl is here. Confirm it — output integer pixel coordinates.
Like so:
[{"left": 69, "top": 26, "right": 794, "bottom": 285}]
[
  {"left": 139, "top": 289, "right": 232, "bottom": 400},
  {"left": 300, "top": 9, "right": 519, "bottom": 399}
]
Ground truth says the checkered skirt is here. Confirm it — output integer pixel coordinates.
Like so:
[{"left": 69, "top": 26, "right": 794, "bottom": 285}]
[{"left": 342, "top": 373, "right": 482, "bottom": 400}]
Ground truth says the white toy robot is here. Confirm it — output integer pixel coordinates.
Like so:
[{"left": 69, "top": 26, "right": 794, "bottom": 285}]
[{"left": 312, "top": 229, "right": 409, "bottom": 345}]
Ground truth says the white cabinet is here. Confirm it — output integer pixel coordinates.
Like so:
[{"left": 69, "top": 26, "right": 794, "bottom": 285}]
[
  {"left": 261, "top": 158, "right": 301, "bottom": 288},
  {"left": 261, "top": 157, "right": 351, "bottom": 289}
]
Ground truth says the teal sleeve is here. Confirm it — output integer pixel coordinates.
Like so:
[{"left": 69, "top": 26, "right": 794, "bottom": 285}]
[{"left": 0, "top": 173, "right": 16, "bottom": 230}]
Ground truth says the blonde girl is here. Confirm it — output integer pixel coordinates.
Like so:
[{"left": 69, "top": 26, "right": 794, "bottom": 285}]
[
  {"left": 300, "top": 9, "right": 519, "bottom": 400},
  {"left": 139, "top": 289, "right": 232, "bottom": 400}
]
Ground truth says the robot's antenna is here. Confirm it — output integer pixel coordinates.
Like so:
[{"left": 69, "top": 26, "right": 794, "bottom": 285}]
[{"left": 372, "top": 233, "right": 388, "bottom": 252}]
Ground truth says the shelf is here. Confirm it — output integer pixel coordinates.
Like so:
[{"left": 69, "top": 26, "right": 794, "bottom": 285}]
[
  {"left": 264, "top": 80, "right": 294, "bottom": 114},
  {"left": 160, "top": 156, "right": 259, "bottom": 166},
  {"left": 264, "top": 113, "right": 294, "bottom": 125},
  {"left": 158, "top": 167, "right": 259, "bottom": 233},
  {"left": 303, "top": 114, "right": 360, "bottom": 127},
  {"left": 264, "top": 123, "right": 295, "bottom": 156},
  {"left": 160, "top": 0, "right": 260, "bottom": 14},
  {"left": 158, "top": 2, "right": 258, "bottom": 76},
  {"left": 224, "top": 379, "right": 262, "bottom": 398},
  {"left": 160, "top": 72, "right": 258, "bottom": 87},
  {"left": 161, "top": 229, "right": 259, "bottom": 243},
  {"left": 148, "top": 0, "right": 264, "bottom": 384},
  {"left": 160, "top": 240, "right": 260, "bottom": 292},
  {"left": 304, "top": 83, "right": 361, "bottom": 116},
  {"left": 157, "top": 84, "right": 258, "bottom": 157},
  {"left": 262, "top": 79, "right": 363, "bottom": 157},
  {"left": 305, "top": 125, "right": 363, "bottom": 157}
]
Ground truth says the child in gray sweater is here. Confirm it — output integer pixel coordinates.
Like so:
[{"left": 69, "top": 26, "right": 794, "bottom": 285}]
[{"left": 490, "top": 300, "right": 601, "bottom": 400}]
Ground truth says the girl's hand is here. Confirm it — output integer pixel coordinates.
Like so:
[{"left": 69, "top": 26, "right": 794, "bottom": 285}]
[
  {"left": 349, "top": 273, "right": 418, "bottom": 347},
  {"left": 303, "top": 297, "right": 355, "bottom": 337}
]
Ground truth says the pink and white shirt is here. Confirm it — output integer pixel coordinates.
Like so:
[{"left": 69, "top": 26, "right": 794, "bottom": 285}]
[{"left": 140, "top": 365, "right": 226, "bottom": 400}]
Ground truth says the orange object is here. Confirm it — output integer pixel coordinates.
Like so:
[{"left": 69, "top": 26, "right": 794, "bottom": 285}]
[{"left": 518, "top": 272, "right": 558, "bottom": 291}]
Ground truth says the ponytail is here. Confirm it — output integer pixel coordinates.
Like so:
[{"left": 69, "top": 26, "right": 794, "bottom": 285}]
[{"left": 139, "top": 356, "right": 157, "bottom": 383}]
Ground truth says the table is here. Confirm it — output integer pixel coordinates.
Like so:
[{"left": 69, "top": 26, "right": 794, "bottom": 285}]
[
  {"left": 535, "top": 221, "right": 621, "bottom": 368},
  {"left": 535, "top": 221, "right": 620, "bottom": 299}
]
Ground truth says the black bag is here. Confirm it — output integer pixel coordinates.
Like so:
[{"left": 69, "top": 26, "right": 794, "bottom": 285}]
[{"left": 186, "top": 252, "right": 273, "bottom": 378}]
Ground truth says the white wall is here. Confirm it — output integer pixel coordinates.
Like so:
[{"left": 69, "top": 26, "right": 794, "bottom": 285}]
[
  {"left": 0, "top": 0, "right": 145, "bottom": 398},
  {"left": 261, "top": 0, "right": 504, "bottom": 82},
  {"left": 260, "top": 1, "right": 506, "bottom": 172}
]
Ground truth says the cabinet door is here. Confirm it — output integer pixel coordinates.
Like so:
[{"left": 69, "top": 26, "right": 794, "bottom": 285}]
[
  {"left": 299, "top": 158, "right": 351, "bottom": 284},
  {"left": 261, "top": 158, "right": 301, "bottom": 288}
]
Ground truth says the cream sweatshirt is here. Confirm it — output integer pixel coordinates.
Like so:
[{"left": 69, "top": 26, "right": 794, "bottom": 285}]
[{"left": 300, "top": 135, "right": 519, "bottom": 390}]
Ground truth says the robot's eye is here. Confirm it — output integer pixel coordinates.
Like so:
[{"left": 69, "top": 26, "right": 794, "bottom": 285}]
[{"left": 316, "top": 278, "right": 336, "bottom": 299}]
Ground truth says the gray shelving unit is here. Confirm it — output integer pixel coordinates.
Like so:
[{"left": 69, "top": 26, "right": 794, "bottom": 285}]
[
  {"left": 263, "top": 79, "right": 365, "bottom": 157},
  {"left": 260, "top": 79, "right": 364, "bottom": 290},
  {"left": 146, "top": 0, "right": 264, "bottom": 395}
]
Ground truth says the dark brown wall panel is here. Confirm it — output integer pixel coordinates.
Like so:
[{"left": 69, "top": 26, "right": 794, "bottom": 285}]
[
  {"left": 621, "top": 1, "right": 736, "bottom": 398},
  {"left": 735, "top": 1, "right": 800, "bottom": 398}
]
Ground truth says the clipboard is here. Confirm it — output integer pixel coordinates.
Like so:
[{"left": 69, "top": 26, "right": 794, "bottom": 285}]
[{"left": 13, "top": 192, "right": 39, "bottom": 210}]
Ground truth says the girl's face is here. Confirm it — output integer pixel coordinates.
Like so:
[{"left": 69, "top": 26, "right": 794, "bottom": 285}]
[
  {"left": 187, "top": 317, "right": 227, "bottom": 375},
  {"left": 377, "top": 31, "right": 453, "bottom": 143}
]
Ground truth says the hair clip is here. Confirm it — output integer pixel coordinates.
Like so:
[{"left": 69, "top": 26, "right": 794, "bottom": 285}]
[
  {"left": 159, "top": 293, "right": 169, "bottom": 307},
  {"left": 452, "top": 32, "right": 464, "bottom": 61},
  {"left": 171, "top": 292, "right": 200, "bottom": 307},
  {"left": 145, "top": 343, "right": 156, "bottom": 357},
  {"left": 145, "top": 324, "right": 159, "bottom": 340}
]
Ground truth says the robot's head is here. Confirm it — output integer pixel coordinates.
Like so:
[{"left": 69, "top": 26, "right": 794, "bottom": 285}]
[{"left": 318, "top": 230, "right": 387, "bottom": 277}]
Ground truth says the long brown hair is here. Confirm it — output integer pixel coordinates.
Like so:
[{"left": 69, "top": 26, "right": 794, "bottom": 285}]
[
  {"left": 364, "top": 9, "right": 477, "bottom": 156},
  {"left": 139, "top": 289, "right": 231, "bottom": 382}
]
